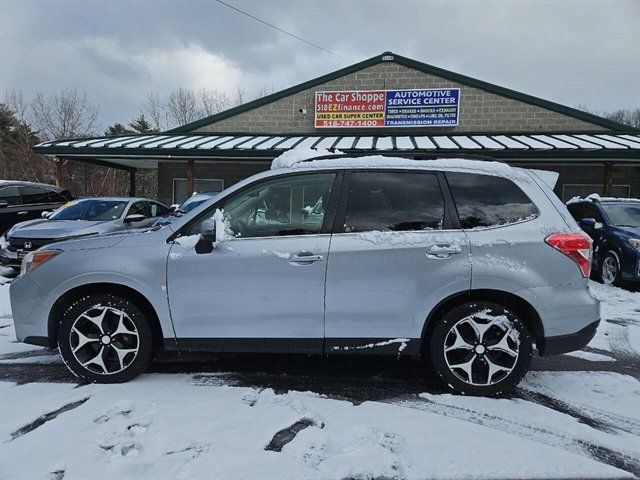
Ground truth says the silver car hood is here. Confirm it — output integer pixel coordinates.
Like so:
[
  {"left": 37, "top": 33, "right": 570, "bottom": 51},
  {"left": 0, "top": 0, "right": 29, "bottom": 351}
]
[{"left": 8, "top": 219, "right": 109, "bottom": 239}]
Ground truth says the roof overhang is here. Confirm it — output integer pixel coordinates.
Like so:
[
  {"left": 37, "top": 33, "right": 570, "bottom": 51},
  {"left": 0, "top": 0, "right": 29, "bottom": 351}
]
[{"left": 33, "top": 131, "right": 640, "bottom": 170}]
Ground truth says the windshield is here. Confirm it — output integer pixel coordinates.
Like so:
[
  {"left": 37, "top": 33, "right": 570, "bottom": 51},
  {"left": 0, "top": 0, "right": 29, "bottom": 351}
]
[
  {"left": 179, "top": 196, "right": 210, "bottom": 213},
  {"left": 50, "top": 200, "right": 129, "bottom": 221},
  {"left": 601, "top": 203, "right": 640, "bottom": 228}
]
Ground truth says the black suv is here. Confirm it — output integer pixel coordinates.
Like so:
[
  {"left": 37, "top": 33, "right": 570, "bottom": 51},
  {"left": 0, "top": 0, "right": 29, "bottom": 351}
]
[{"left": 0, "top": 181, "right": 74, "bottom": 235}]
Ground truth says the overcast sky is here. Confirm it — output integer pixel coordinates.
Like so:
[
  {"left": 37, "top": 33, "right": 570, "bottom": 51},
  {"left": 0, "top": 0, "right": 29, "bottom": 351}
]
[{"left": 1, "top": 0, "right": 638, "bottom": 131}]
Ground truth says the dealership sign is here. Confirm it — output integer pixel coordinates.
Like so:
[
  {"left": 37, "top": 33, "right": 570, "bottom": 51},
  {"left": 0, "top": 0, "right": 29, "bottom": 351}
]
[{"left": 314, "top": 88, "right": 460, "bottom": 128}]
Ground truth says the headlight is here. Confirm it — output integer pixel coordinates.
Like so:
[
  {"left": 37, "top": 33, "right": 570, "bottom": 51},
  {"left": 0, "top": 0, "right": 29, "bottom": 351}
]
[
  {"left": 629, "top": 238, "right": 640, "bottom": 252},
  {"left": 20, "top": 249, "right": 62, "bottom": 276}
]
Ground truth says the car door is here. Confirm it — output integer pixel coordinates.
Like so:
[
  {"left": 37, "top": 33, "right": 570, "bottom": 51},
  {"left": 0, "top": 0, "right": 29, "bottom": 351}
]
[
  {"left": 16, "top": 186, "right": 55, "bottom": 221},
  {"left": 124, "top": 201, "right": 155, "bottom": 228},
  {"left": 324, "top": 170, "right": 471, "bottom": 355},
  {"left": 0, "top": 186, "right": 22, "bottom": 234},
  {"left": 166, "top": 171, "right": 339, "bottom": 353}
]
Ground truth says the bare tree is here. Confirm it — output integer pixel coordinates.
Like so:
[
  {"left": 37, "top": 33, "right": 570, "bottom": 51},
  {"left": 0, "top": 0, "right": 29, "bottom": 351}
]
[
  {"left": 30, "top": 88, "right": 99, "bottom": 140},
  {"left": 199, "top": 88, "right": 231, "bottom": 116},
  {"left": 166, "top": 87, "right": 200, "bottom": 126},
  {"left": 141, "top": 91, "right": 168, "bottom": 131}
]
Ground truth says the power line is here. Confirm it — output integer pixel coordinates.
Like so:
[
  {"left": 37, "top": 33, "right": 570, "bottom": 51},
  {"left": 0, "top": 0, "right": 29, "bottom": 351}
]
[{"left": 215, "top": 0, "right": 349, "bottom": 61}]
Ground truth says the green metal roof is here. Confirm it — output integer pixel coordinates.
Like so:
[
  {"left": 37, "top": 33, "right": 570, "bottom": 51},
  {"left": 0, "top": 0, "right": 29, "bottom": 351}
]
[
  {"left": 33, "top": 132, "right": 640, "bottom": 171},
  {"left": 167, "top": 51, "right": 639, "bottom": 134}
]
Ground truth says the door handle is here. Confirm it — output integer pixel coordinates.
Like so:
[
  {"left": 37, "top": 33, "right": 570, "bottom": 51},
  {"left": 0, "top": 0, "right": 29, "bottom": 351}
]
[
  {"left": 289, "top": 252, "right": 323, "bottom": 264},
  {"left": 426, "top": 244, "right": 462, "bottom": 258},
  {"left": 17, "top": 211, "right": 28, "bottom": 215}
]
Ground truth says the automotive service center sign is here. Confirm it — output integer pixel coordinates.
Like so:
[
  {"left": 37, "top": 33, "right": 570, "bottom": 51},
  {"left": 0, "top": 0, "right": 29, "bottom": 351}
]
[{"left": 315, "top": 88, "right": 460, "bottom": 128}]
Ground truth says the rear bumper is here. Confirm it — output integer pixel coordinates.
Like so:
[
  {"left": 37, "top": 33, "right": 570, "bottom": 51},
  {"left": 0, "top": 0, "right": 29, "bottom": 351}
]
[{"left": 540, "top": 320, "right": 600, "bottom": 356}]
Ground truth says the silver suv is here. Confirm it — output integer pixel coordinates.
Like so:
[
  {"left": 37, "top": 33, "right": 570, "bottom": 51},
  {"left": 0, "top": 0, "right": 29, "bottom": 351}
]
[{"left": 10, "top": 156, "right": 599, "bottom": 396}]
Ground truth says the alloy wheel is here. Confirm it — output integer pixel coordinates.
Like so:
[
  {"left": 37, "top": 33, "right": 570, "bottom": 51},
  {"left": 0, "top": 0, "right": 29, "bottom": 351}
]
[
  {"left": 601, "top": 255, "right": 618, "bottom": 285},
  {"left": 443, "top": 310, "right": 520, "bottom": 386},
  {"left": 69, "top": 305, "right": 140, "bottom": 375}
]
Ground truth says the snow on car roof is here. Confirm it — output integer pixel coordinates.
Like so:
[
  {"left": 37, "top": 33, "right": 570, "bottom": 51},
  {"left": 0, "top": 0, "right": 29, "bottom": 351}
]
[
  {"left": 271, "top": 146, "right": 529, "bottom": 181},
  {"left": 566, "top": 193, "right": 640, "bottom": 205}
]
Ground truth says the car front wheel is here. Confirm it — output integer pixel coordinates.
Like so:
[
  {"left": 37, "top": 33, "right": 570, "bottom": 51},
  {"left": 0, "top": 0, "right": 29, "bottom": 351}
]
[
  {"left": 599, "top": 251, "right": 622, "bottom": 287},
  {"left": 57, "top": 293, "right": 154, "bottom": 383},
  {"left": 428, "top": 301, "right": 533, "bottom": 396}
]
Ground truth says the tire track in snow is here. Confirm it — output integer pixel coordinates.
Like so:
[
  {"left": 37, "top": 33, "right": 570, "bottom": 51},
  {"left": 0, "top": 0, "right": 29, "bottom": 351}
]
[
  {"left": 8, "top": 397, "right": 90, "bottom": 441},
  {"left": 388, "top": 396, "right": 640, "bottom": 478},
  {"left": 517, "top": 389, "right": 640, "bottom": 437}
]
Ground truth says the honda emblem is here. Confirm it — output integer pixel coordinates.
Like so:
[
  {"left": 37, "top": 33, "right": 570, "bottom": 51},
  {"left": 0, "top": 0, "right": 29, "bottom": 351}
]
[{"left": 24, "top": 242, "right": 32, "bottom": 250}]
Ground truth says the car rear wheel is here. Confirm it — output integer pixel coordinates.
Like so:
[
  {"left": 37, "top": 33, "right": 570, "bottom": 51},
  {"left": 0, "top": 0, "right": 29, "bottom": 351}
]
[
  {"left": 428, "top": 301, "right": 533, "bottom": 396},
  {"left": 599, "top": 251, "right": 621, "bottom": 287},
  {"left": 57, "top": 293, "right": 154, "bottom": 383}
]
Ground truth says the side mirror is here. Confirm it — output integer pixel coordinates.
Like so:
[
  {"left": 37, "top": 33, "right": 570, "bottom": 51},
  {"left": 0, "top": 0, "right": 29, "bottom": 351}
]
[
  {"left": 41, "top": 211, "right": 52, "bottom": 219},
  {"left": 0, "top": 200, "right": 8, "bottom": 208},
  {"left": 124, "top": 213, "right": 146, "bottom": 224},
  {"left": 195, "top": 218, "right": 216, "bottom": 254},
  {"left": 170, "top": 204, "right": 179, "bottom": 212},
  {"left": 579, "top": 217, "right": 598, "bottom": 230}
]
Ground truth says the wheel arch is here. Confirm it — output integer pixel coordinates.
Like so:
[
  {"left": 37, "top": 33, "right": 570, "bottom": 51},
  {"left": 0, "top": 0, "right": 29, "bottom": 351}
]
[
  {"left": 48, "top": 283, "right": 164, "bottom": 353},
  {"left": 420, "top": 289, "right": 545, "bottom": 355}
]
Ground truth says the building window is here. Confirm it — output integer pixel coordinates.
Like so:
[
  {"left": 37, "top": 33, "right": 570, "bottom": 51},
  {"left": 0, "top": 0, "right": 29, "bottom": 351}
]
[
  {"left": 173, "top": 178, "right": 224, "bottom": 204},
  {"left": 561, "top": 184, "right": 631, "bottom": 202}
]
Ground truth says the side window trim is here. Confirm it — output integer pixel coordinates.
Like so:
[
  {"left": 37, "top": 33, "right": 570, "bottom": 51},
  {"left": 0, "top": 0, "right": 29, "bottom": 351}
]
[{"left": 436, "top": 171, "right": 461, "bottom": 230}]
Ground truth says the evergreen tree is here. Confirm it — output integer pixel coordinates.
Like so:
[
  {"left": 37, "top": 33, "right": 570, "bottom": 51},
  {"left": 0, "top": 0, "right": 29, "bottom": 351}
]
[
  {"left": 129, "top": 115, "right": 157, "bottom": 133},
  {"left": 104, "top": 122, "right": 132, "bottom": 136}
]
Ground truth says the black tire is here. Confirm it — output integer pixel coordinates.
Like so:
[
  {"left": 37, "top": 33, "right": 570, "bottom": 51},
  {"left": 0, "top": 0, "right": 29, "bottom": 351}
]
[
  {"left": 57, "top": 293, "right": 154, "bottom": 383},
  {"left": 599, "top": 250, "right": 622, "bottom": 287},
  {"left": 428, "top": 301, "right": 533, "bottom": 396}
]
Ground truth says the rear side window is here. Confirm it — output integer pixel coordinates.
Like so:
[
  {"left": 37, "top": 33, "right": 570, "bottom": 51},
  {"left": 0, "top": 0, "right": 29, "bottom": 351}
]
[
  {"left": 446, "top": 172, "right": 538, "bottom": 229},
  {"left": 344, "top": 171, "right": 445, "bottom": 232},
  {"left": 18, "top": 186, "right": 51, "bottom": 204},
  {"left": 0, "top": 187, "right": 20, "bottom": 205}
]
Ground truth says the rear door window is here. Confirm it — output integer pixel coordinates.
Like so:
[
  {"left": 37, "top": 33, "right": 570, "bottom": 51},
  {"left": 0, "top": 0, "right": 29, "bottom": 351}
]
[
  {"left": 0, "top": 187, "right": 20, "bottom": 206},
  {"left": 446, "top": 172, "right": 538, "bottom": 229},
  {"left": 18, "top": 186, "right": 50, "bottom": 204},
  {"left": 343, "top": 171, "right": 445, "bottom": 232}
]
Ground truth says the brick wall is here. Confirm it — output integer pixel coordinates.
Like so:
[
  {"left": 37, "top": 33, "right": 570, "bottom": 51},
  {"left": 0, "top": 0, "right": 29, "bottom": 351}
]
[{"left": 195, "top": 62, "right": 606, "bottom": 135}]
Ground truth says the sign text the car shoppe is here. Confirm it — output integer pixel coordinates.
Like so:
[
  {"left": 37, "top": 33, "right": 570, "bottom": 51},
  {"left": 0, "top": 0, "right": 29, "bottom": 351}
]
[{"left": 314, "top": 88, "right": 460, "bottom": 128}]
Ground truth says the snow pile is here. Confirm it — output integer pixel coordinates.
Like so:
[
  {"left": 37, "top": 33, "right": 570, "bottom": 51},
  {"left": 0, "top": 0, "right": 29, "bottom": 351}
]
[
  {"left": 331, "top": 338, "right": 410, "bottom": 353},
  {"left": 174, "top": 209, "right": 234, "bottom": 250},
  {"left": 588, "top": 282, "right": 640, "bottom": 356},
  {"left": 270, "top": 147, "right": 342, "bottom": 169}
]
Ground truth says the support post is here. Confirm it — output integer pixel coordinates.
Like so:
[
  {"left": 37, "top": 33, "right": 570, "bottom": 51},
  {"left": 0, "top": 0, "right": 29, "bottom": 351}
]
[
  {"left": 54, "top": 157, "right": 62, "bottom": 186},
  {"left": 187, "top": 160, "right": 195, "bottom": 197},
  {"left": 129, "top": 170, "right": 137, "bottom": 197},
  {"left": 603, "top": 163, "right": 613, "bottom": 196}
]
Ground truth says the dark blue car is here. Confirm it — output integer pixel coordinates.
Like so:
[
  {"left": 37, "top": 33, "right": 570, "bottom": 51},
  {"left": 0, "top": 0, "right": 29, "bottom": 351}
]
[{"left": 567, "top": 195, "right": 640, "bottom": 287}]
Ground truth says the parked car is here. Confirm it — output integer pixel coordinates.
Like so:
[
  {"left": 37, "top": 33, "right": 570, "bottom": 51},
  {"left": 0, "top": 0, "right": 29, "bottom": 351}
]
[
  {"left": 1, "top": 197, "right": 170, "bottom": 269},
  {"left": 0, "top": 180, "right": 74, "bottom": 235},
  {"left": 155, "top": 192, "right": 217, "bottom": 226},
  {"left": 567, "top": 194, "right": 640, "bottom": 287},
  {"left": 10, "top": 156, "right": 599, "bottom": 396}
]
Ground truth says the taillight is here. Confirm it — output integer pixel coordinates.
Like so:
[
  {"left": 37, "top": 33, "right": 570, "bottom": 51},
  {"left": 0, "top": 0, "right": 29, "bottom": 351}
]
[{"left": 545, "top": 233, "right": 592, "bottom": 278}]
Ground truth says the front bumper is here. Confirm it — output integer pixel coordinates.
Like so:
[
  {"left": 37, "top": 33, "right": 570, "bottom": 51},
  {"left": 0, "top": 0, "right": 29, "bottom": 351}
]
[
  {"left": 541, "top": 320, "right": 600, "bottom": 356},
  {"left": 9, "top": 273, "right": 51, "bottom": 346}
]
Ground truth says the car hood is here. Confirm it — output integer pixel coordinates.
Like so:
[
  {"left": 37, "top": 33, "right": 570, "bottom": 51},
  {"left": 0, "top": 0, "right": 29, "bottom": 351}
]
[
  {"left": 8, "top": 219, "right": 114, "bottom": 239},
  {"left": 613, "top": 225, "right": 640, "bottom": 237}
]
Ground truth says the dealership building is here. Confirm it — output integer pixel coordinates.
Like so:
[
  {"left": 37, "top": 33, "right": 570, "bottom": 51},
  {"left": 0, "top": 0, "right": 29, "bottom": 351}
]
[{"left": 34, "top": 51, "right": 640, "bottom": 205}]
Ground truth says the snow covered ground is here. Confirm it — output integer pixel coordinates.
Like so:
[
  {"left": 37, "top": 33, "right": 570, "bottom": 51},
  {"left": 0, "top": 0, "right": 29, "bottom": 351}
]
[{"left": 0, "top": 274, "right": 638, "bottom": 479}]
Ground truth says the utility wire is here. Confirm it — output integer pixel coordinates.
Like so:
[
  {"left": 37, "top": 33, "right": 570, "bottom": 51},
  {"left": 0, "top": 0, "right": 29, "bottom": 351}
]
[{"left": 215, "top": 0, "right": 349, "bottom": 61}]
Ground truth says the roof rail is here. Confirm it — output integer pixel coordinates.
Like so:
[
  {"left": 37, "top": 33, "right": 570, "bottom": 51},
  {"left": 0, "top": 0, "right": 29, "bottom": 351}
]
[{"left": 297, "top": 151, "right": 505, "bottom": 164}]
